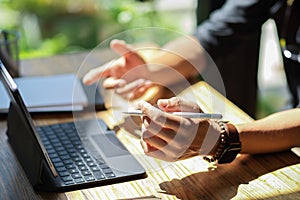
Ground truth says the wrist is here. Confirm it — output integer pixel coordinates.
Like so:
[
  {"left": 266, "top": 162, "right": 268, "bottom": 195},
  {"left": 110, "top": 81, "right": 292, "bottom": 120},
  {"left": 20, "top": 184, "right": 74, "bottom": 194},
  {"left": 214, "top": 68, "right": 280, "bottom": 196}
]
[
  {"left": 206, "top": 122, "right": 223, "bottom": 156},
  {"left": 204, "top": 121, "right": 241, "bottom": 164}
]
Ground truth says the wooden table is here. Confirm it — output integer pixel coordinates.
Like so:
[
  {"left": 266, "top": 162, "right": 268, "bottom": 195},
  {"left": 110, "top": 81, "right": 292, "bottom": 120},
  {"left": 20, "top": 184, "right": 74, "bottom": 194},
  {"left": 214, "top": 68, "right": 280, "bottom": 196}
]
[{"left": 0, "top": 51, "right": 300, "bottom": 200}]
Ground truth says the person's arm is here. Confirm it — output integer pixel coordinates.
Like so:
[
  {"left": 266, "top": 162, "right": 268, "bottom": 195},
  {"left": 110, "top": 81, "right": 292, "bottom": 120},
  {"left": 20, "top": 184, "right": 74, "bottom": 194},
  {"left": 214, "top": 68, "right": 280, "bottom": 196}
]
[
  {"left": 145, "top": 36, "right": 206, "bottom": 86},
  {"left": 137, "top": 97, "right": 300, "bottom": 162},
  {"left": 82, "top": 37, "right": 207, "bottom": 100},
  {"left": 83, "top": 37, "right": 205, "bottom": 86},
  {"left": 195, "top": 0, "right": 278, "bottom": 59},
  {"left": 83, "top": 0, "right": 279, "bottom": 100},
  {"left": 137, "top": 0, "right": 281, "bottom": 85},
  {"left": 236, "top": 108, "right": 300, "bottom": 154}
]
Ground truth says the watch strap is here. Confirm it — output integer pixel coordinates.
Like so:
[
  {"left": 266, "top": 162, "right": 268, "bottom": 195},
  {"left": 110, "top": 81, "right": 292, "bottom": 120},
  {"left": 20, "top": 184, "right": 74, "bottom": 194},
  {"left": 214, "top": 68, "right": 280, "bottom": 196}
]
[
  {"left": 217, "top": 123, "right": 241, "bottom": 164},
  {"left": 203, "top": 121, "right": 241, "bottom": 164}
]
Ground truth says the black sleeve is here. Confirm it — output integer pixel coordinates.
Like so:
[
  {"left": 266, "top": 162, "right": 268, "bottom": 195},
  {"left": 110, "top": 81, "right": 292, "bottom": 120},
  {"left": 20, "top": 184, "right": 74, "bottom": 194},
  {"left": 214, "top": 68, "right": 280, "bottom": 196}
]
[{"left": 194, "top": 0, "right": 280, "bottom": 59}]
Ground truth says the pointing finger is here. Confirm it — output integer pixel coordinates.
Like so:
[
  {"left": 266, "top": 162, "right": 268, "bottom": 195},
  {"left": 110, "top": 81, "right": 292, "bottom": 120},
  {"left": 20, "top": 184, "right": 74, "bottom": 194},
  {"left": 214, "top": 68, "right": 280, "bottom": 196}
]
[
  {"left": 82, "top": 60, "right": 117, "bottom": 85},
  {"left": 110, "top": 39, "right": 134, "bottom": 56}
]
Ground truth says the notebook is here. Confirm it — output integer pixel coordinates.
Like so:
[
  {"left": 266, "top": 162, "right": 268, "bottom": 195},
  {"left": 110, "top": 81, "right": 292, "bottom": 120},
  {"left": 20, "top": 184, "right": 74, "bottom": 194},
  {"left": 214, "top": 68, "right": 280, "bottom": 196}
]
[
  {"left": 0, "top": 61, "right": 146, "bottom": 191},
  {"left": 0, "top": 73, "right": 106, "bottom": 113}
]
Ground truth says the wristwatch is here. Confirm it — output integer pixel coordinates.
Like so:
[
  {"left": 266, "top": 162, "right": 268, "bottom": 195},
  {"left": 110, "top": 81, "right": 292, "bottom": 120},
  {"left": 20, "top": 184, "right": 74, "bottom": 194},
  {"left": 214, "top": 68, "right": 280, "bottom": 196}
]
[
  {"left": 203, "top": 121, "right": 241, "bottom": 164},
  {"left": 217, "top": 123, "right": 241, "bottom": 164}
]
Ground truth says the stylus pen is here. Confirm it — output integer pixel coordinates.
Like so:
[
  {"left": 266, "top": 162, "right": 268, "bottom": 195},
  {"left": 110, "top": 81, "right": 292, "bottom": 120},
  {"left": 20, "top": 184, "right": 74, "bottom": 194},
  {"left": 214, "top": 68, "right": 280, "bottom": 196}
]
[{"left": 123, "top": 110, "right": 223, "bottom": 119}]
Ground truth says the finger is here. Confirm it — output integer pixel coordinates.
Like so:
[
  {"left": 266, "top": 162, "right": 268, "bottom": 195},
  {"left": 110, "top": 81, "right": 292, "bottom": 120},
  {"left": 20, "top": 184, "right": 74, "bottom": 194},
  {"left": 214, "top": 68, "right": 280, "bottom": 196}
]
[
  {"left": 115, "top": 79, "right": 153, "bottom": 100},
  {"left": 82, "top": 60, "right": 117, "bottom": 85},
  {"left": 117, "top": 80, "right": 154, "bottom": 100},
  {"left": 103, "top": 77, "right": 126, "bottom": 89},
  {"left": 137, "top": 101, "right": 181, "bottom": 130},
  {"left": 157, "top": 97, "right": 201, "bottom": 112},
  {"left": 114, "top": 79, "right": 148, "bottom": 100},
  {"left": 82, "top": 67, "right": 107, "bottom": 85},
  {"left": 115, "top": 79, "right": 147, "bottom": 95},
  {"left": 140, "top": 139, "right": 168, "bottom": 161},
  {"left": 142, "top": 130, "right": 168, "bottom": 150},
  {"left": 140, "top": 139, "right": 153, "bottom": 153},
  {"left": 128, "top": 81, "right": 154, "bottom": 100},
  {"left": 110, "top": 39, "right": 145, "bottom": 65},
  {"left": 143, "top": 117, "right": 176, "bottom": 143},
  {"left": 157, "top": 97, "right": 181, "bottom": 111},
  {"left": 110, "top": 39, "right": 134, "bottom": 57}
]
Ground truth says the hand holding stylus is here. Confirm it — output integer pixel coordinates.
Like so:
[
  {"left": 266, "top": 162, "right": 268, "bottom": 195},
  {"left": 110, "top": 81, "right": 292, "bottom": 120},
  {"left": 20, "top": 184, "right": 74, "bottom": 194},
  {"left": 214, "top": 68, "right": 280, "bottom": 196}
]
[{"left": 134, "top": 97, "right": 222, "bottom": 162}]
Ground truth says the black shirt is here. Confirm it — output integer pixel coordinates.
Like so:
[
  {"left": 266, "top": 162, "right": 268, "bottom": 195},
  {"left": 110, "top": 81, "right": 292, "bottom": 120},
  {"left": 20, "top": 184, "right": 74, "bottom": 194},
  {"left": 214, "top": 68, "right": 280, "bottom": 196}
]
[{"left": 194, "top": 0, "right": 300, "bottom": 108}]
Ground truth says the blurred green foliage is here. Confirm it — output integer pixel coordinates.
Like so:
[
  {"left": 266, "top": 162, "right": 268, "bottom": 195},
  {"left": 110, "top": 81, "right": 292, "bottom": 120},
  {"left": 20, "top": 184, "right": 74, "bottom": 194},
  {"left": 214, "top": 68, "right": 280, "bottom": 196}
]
[{"left": 0, "top": 0, "right": 185, "bottom": 59}]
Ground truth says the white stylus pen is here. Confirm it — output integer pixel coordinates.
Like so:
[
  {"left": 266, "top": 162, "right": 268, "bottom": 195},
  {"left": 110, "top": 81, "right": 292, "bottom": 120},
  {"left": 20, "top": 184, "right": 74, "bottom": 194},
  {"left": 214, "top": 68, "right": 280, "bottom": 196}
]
[{"left": 123, "top": 110, "right": 223, "bottom": 119}]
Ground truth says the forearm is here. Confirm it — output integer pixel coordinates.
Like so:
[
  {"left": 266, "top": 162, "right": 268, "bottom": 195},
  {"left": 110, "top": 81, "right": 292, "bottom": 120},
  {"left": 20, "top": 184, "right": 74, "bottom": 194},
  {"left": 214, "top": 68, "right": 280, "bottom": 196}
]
[
  {"left": 236, "top": 108, "right": 300, "bottom": 154},
  {"left": 145, "top": 36, "right": 206, "bottom": 86}
]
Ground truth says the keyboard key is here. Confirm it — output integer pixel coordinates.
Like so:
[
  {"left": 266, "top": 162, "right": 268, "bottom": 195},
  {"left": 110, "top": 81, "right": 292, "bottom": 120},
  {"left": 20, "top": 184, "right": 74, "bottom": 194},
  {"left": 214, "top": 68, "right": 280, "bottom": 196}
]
[
  {"left": 102, "top": 168, "right": 113, "bottom": 174},
  {"left": 78, "top": 149, "right": 87, "bottom": 154},
  {"left": 72, "top": 173, "right": 82, "bottom": 179},
  {"left": 54, "top": 146, "right": 64, "bottom": 151},
  {"left": 49, "top": 153, "right": 58, "bottom": 159},
  {"left": 74, "top": 178, "right": 85, "bottom": 184},
  {"left": 70, "top": 152, "right": 78, "bottom": 158},
  {"left": 95, "top": 159, "right": 105, "bottom": 165},
  {"left": 50, "top": 138, "right": 59, "bottom": 143},
  {"left": 45, "top": 144, "right": 54, "bottom": 150},
  {"left": 51, "top": 157, "right": 61, "bottom": 163},
  {"left": 58, "top": 151, "right": 68, "bottom": 156},
  {"left": 91, "top": 166, "right": 100, "bottom": 172},
  {"left": 64, "top": 144, "right": 73, "bottom": 150},
  {"left": 56, "top": 167, "right": 67, "bottom": 172},
  {"left": 78, "top": 166, "right": 88, "bottom": 171},
  {"left": 61, "top": 140, "right": 71, "bottom": 145},
  {"left": 58, "top": 171, "right": 70, "bottom": 177},
  {"left": 87, "top": 162, "right": 96, "bottom": 167},
  {"left": 73, "top": 157, "right": 82, "bottom": 162},
  {"left": 105, "top": 173, "right": 116, "bottom": 178},
  {"left": 69, "top": 169, "right": 79, "bottom": 174},
  {"left": 67, "top": 149, "right": 76, "bottom": 153},
  {"left": 75, "top": 161, "right": 84, "bottom": 166},
  {"left": 62, "top": 176, "right": 73, "bottom": 182},
  {"left": 99, "top": 164, "right": 109, "bottom": 169},
  {"left": 64, "top": 180, "right": 75, "bottom": 185},
  {"left": 63, "top": 159, "right": 73, "bottom": 165},
  {"left": 82, "top": 154, "right": 90, "bottom": 159},
  {"left": 82, "top": 170, "right": 91, "bottom": 176},
  {"left": 54, "top": 162, "right": 64, "bottom": 168},
  {"left": 76, "top": 145, "right": 84, "bottom": 150},
  {"left": 72, "top": 141, "right": 82, "bottom": 146},
  {"left": 43, "top": 140, "right": 50, "bottom": 146},
  {"left": 47, "top": 149, "right": 56, "bottom": 154},
  {"left": 65, "top": 164, "right": 75, "bottom": 169},
  {"left": 84, "top": 175, "right": 95, "bottom": 182},
  {"left": 60, "top": 155, "right": 71, "bottom": 160},
  {"left": 93, "top": 171, "right": 105, "bottom": 180}
]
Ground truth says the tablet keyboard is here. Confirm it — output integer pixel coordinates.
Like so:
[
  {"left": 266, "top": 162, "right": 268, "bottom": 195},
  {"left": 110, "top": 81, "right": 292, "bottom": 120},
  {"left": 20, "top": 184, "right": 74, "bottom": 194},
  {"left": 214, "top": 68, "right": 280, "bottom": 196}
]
[{"left": 36, "top": 121, "right": 116, "bottom": 185}]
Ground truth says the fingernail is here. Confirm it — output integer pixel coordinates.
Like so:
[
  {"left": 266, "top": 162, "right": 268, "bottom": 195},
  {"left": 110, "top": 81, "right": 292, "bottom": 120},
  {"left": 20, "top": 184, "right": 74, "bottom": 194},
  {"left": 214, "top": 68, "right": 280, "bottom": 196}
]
[
  {"left": 158, "top": 99, "right": 168, "bottom": 106},
  {"left": 137, "top": 79, "right": 146, "bottom": 86},
  {"left": 144, "top": 80, "right": 152, "bottom": 85},
  {"left": 117, "top": 79, "right": 126, "bottom": 87},
  {"left": 140, "top": 139, "right": 148, "bottom": 153}
]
